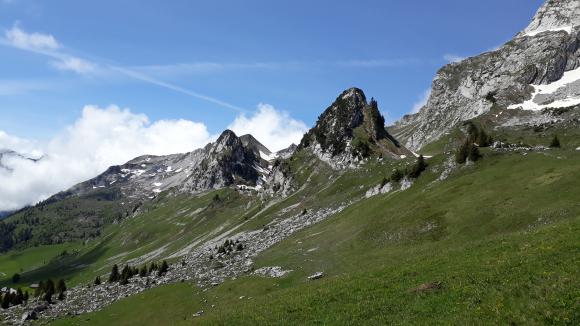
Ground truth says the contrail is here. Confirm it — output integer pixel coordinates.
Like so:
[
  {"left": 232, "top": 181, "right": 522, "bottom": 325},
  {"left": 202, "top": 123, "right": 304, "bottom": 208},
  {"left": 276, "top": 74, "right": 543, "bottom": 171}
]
[
  {"left": 110, "top": 66, "right": 247, "bottom": 113},
  {"left": 0, "top": 35, "right": 247, "bottom": 113}
]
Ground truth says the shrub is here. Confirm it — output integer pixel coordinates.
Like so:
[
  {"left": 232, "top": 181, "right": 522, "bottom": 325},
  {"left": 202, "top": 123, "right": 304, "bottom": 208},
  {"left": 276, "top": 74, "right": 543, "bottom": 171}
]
[
  {"left": 408, "top": 155, "right": 428, "bottom": 179},
  {"left": 390, "top": 169, "right": 404, "bottom": 183},
  {"left": 11, "top": 273, "right": 20, "bottom": 284},
  {"left": 550, "top": 135, "right": 561, "bottom": 148}
]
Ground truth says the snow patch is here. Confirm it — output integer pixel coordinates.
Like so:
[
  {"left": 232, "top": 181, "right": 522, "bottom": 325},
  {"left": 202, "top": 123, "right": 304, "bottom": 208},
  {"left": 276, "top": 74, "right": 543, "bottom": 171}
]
[
  {"left": 259, "top": 151, "right": 278, "bottom": 161},
  {"left": 152, "top": 182, "right": 163, "bottom": 187},
  {"left": 524, "top": 26, "right": 573, "bottom": 37},
  {"left": 509, "top": 66, "right": 580, "bottom": 111}
]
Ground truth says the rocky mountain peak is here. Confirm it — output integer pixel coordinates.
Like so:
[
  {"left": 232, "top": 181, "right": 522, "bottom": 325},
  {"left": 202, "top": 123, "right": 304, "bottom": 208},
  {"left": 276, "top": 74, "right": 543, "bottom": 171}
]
[
  {"left": 239, "top": 134, "right": 273, "bottom": 159},
  {"left": 520, "top": 0, "right": 580, "bottom": 37},
  {"left": 391, "top": 0, "right": 580, "bottom": 151},
  {"left": 299, "top": 88, "right": 409, "bottom": 165}
]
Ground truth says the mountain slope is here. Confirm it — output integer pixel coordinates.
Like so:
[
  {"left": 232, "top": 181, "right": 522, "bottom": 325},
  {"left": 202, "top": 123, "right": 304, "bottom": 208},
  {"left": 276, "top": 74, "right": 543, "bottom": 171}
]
[{"left": 392, "top": 0, "right": 580, "bottom": 150}]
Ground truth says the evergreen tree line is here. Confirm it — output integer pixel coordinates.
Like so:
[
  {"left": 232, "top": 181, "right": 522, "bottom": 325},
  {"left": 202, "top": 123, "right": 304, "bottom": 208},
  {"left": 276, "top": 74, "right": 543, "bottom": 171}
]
[
  {"left": 384, "top": 155, "right": 429, "bottom": 185},
  {"left": 33, "top": 279, "right": 68, "bottom": 303},
  {"left": 102, "top": 261, "right": 169, "bottom": 286},
  {"left": 1, "top": 288, "right": 29, "bottom": 309},
  {"left": 456, "top": 122, "right": 491, "bottom": 164}
]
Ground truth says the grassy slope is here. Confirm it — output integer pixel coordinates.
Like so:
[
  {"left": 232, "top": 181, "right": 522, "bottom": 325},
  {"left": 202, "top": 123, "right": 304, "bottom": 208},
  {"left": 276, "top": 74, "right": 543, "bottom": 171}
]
[
  {"left": 0, "top": 188, "right": 260, "bottom": 288},
  {"left": 50, "top": 147, "right": 580, "bottom": 325}
]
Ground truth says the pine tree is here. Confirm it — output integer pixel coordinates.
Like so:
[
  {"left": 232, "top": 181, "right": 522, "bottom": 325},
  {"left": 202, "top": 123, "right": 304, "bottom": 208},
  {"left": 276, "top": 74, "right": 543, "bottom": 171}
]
[
  {"left": 408, "top": 155, "right": 428, "bottom": 179},
  {"left": 109, "top": 264, "right": 120, "bottom": 283},
  {"left": 1, "top": 294, "right": 10, "bottom": 309},
  {"left": 56, "top": 279, "right": 67, "bottom": 295},
  {"left": 94, "top": 276, "right": 101, "bottom": 285},
  {"left": 550, "top": 135, "right": 561, "bottom": 148},
  {"left": 11, "top": 273, "right": 20, "bottom": 283},
  {"left": 35, "top": 281, "right": 45, "bottom": 297},
  {"left": 148, "top": 262, "right": 158, "bottom": 274},
  {"left": 14, "top": 288, "right": 24, "bottom": 305},
  {"left": 120, "top": 265, "right": 131, "bottom": 285},
  {"left": 139, "top": 265, "right": 148, "bottom": 277},
  {"left": 44, "top": 279, "right": 55, "bottom": 303},
  {"left": 158, "top": 260, "right": 169, "bottom": 277}
]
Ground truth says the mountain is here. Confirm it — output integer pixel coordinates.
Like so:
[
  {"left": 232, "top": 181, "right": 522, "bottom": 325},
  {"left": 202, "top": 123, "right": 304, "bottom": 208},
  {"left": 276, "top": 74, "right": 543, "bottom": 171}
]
[
  {"left": 300, "top": 88, "right": 412, "bottom": 168},
  {"left": 4, "top": 87, "right": 415, "bottom": 252},
  {"left": 0, "top": 1, "right": 579, "bottom": 325},
  {"left": 392, "top": 0, "right": 580, "bottom": 150}
]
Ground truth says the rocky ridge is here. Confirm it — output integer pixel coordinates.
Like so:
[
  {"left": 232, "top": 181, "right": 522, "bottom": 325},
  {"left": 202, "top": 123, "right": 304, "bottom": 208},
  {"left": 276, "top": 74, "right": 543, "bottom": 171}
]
[
  {"left": 392, "top": 0, "right": 580, "bottom": 150},
  {"left": 300, "top": 88, "right": 411, "bottom": 169}
]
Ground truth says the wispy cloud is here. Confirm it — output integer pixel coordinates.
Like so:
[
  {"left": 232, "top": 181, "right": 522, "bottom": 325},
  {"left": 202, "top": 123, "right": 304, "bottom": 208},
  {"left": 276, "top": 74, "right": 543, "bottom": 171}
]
[
  {"left": 443, "top": 54, "right": 466, "bottom": 63},
  {"left": 1, "top": 22, "right": 247, "bottom": 112},
  {"left": 5, "top": 23, "right": 59, "bottom": 51},
  {"left": 51, "top": 57, "right": 97, "bottom": 74},
  {"left": 134, "top": 58, "right": 419, "bottom": 77}
]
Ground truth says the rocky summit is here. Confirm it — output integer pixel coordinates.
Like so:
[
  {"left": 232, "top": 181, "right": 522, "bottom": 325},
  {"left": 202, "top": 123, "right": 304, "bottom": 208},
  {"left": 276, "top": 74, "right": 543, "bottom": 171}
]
[
  {"left": 392, "top": 0, "right": 580, "bottom": 150},
  {"left": 0, "top": 1, "right": 579, "bottom": 325},
  {"left": 300, "top": 88, "right": 411, "bottom": 168}
]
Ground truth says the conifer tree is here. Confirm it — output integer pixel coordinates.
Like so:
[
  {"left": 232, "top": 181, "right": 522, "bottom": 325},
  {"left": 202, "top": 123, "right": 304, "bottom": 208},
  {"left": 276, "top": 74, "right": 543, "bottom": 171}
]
[
  {"left": 550, "top": 135, "right": 561, "bottom": 148},
  {"left": 109, "top": 264, "right": 120, "bottom": 283},
  {"left": 1, "top": 294, "right": 10, "bottom": 309},
  {"left": 158, "top": 260, "right": 169, "bottom": 277},
  {"left": 139, "top": 265, "right": 148, "bottom": 277},
  {"left": 56, "top": 279, "right": 67, "bottom": 295},
  {"left": 94, "top": 276, "right": 101, "bottom": 285},
  {"left": 44, "top": 279, "right": 55, "bottom": 303}
]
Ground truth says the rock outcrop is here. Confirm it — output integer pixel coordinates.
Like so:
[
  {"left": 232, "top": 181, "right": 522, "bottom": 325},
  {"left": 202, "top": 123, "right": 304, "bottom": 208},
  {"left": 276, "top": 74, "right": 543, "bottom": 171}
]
[
  {"left": 392, "top": 0, "right": 580, "bottom": 150},
  {"left": 299, "top": 88, "right": 411, "bottom": 168}
]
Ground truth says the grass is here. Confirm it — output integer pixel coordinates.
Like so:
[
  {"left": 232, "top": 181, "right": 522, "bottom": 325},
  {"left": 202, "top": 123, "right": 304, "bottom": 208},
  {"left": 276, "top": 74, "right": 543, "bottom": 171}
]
[{"left": 48, "top": 146, "right": 580, "bottom": 325}]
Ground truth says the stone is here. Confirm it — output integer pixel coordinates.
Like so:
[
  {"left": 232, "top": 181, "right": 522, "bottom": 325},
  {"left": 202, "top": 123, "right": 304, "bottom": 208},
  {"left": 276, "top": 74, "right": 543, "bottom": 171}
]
[{"left": 307, "top": 272, "right": 324, "bottom": 280}]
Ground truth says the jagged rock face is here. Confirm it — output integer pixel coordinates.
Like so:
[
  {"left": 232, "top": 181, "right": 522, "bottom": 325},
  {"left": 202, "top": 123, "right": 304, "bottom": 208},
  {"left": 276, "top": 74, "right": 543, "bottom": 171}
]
[
  {"left": 181, "top": 130, "right": 261, "bottom": 192},
  {"left": 392, "top": 0, "right": 580, "bottom": 151},
  {"left": 58, "top": 130, "right": 265, "bottom": 204},
  {"left": 520, "top": 0, "right": 580, "bottom": 37},
  {"left": 299, "top": 88, "right": 409, "bottom": 167},
  {"left": 300, "top": 88, "right": 366, "bottom": 156}
]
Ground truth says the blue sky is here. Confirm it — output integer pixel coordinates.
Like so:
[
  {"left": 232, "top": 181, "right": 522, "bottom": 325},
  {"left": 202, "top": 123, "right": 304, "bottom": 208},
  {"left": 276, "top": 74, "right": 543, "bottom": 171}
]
[
  {"left": 0, "top": 0, "right": 544, "bottom": 139},
  {"left": 0, "top": 0, "right": 549, "bottom": 210}
]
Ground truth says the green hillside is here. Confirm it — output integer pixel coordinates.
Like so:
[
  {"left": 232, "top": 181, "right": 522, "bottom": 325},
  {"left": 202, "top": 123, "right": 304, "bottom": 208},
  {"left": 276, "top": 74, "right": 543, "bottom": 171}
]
[{"left": 39, "top": 137, "right": 580, "bottom": 325}]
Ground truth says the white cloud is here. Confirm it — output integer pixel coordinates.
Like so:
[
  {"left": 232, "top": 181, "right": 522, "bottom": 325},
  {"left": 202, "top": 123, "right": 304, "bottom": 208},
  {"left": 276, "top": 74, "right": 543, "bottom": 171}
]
[
  {"left": 4, "top": 23, "right": 60, "bottom": 51},
  {"left": 52, "top": 57, "right": 97, "bottom": 74},
  {"left": 0, "top": 106, "right": 214, "bottom": 211},
  {"left": 411, "top": 89, "right": 431, "bottom": 114},
  {"left": 443, "top": 54, "right": 465, "bottom": 63},
  {"left": 228, "top": 104, "right": 308, "bottom": 152},
  {"left": 0, "top": 104, "right": 309, "bottom": 210}
]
